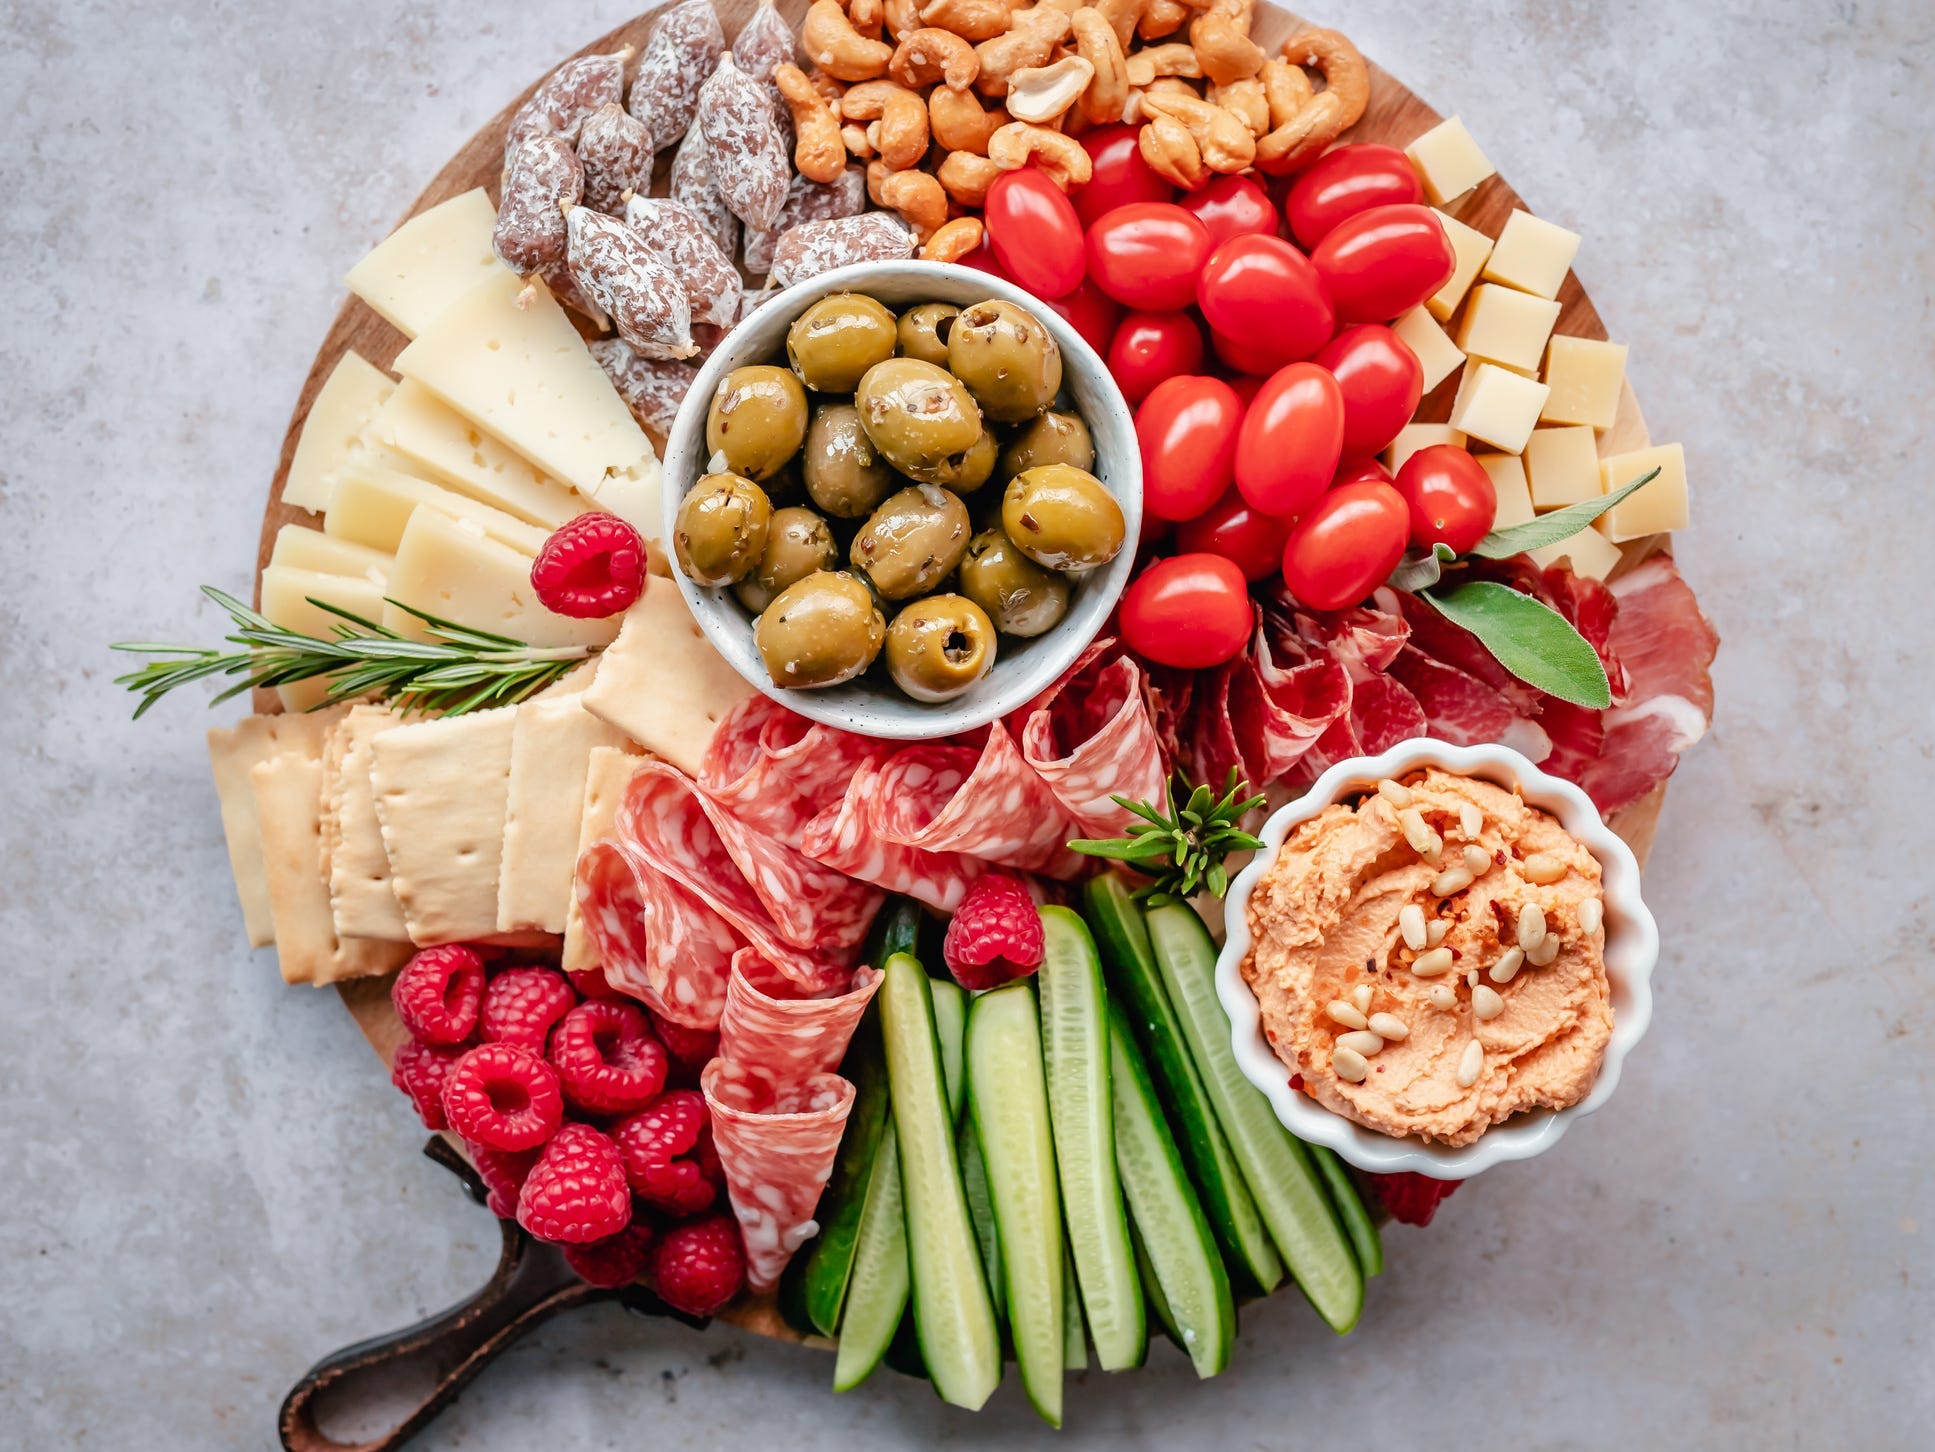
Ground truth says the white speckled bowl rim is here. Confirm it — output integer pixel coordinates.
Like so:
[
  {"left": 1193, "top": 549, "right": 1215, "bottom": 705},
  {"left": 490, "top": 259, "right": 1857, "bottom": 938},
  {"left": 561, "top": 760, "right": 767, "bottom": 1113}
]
[
  {"left": 662, "top": 260, "right": 1142, "bottom": 741},
  {"left": 1216, "top": 738, "right": 1659, "bottom": 1181}
]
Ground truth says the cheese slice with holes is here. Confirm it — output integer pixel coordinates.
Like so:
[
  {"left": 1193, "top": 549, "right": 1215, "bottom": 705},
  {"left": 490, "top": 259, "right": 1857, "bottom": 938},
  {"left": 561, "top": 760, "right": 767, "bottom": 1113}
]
[
  {"left": 562, "top": 747, "right": 646, "bottom": 975},
  {"left": 382, "top": 507, "right": 622, "bottom": 650},
  {"left": 324, "top": 458, "right": 549, "bottom": 556},
  {"left": 252, "top": 753, "right": 412, "bottom": 985},
  {"left": 270, "top": 524, "right": 392, "bottom": 584},
  {"left": 327, "top": 704, "right": 411, "bottom": 941},
  {"left": 369, "top": 708, "right": 519, "bottom": 946},
  {"left": 207, "top": 709, "right": 349, "bottom": 947},
  {"left": 392, "top": 272, "right": 663, "bottom": 540},
  {"left": 583, "top": 587, "right": 754, "bottom": 778},
  {"left": 258, "top": 565, "right": 390, "bottom": 712},
  {"left": 345, "top": 189, "right": 511, "bottom": 338},
  {"left": 498, "top": 696, "right": 639, "bottom": 935},
  {"left": 368, "top": 380, "right": 586, "bottom": 529},
  {"left": 284, "top": 352, "right": 396, "bottom": 513}
]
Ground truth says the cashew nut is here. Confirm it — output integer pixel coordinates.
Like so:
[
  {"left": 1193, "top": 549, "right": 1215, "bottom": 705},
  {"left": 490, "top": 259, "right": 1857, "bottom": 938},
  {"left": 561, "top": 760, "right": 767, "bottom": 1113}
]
[
  {"left": 1071, "top": 8, "right": 1129, "bottom": 124},
  {"left": 884, "top": 0, "right": 926, "bottom": 39},
  {"left": 1137, "top": 0, "right": 1191, "bottom": 41},
  {"left": 1255, "top": 30, "right": 1369, "bottom": 174},
  {"left": 1208, "top": 77, "right": 1268, "bottom": 138},
  {"left": 921, "top": 215, "right": 985, "bottom": 262},
  {"left": 1005, "top": 55, "right": 1096, "bottom": 123},
  {"left": 807, "top": 67, "right": 849, "bottom": 105},
  {"left": 1141, "top": 89, "right": 1255, "bottom": 173},
  {"left": 1125, "top": 43, "right": 1201, "bottom": 88},
  {"left": 1093, "top": 0, "right": 1147, "bottom": 49},
  {"left": 1137, "top": 112, "right": 1205, "bottom": 188},
  {"left": 774, "top": 64, "right": 849, "bottom": 183},
  {"left": 841, "top": 121, "right": 877, "bottom": 157},
  {"left": 849, "top": 0, "right": 887, "bottom": 39},
  {"left": 802, "top": 0, "right": 894, "bottom": 82},
  {"left": 1280, "top": 27, "right": 1370, "bottom": 130},
  {"left": 1190, "top": 0, "right": 1265, "bottom": 87},
  {"left": 890, "top": 27, "right": 980, "bottom": 90},
  {"left": 921, "top": 0, "right": 1016, "bottom": 43},
  {"left": 986, "top": 120, "right": 1094, "bottom": 188},
  {"left": 974, "top": 8, "right": 1073, "bottom": 98},
  {"left": 1259, "top": 54, "right": 1313, "bottom": 128},
  {"left": 937, "top": 148, "right": 1002, "bottom": 205},
  {"left": 841, "top": 79, "right": 932, "bottom": 170},
  {"left": 929, "top": 81, "right": 1007, "bottom": 152},
  {"left": 870, "top": 163, "right": 949, "bottom": 239}
]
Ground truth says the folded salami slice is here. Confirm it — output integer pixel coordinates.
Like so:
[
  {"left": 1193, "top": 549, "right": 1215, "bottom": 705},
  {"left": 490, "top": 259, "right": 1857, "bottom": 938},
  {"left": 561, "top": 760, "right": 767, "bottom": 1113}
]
[
  {"left": 704, "top": 789, "right": 883, "bottom": 953},
  {"left": 702, "top": 1058, "right": 856, "bottom": 1291},
  {"left": 1020, "top": 653, "right": 1167, "bottom": 835},
  {"left": 575, "top": 839, "right": 738, "bottom": 1028},
  {"left": 872, "top": 724, "right": 1085, "bottom": 878},
  {"left": 801, "top": 752, "right": 984, "bottom": 912},
  {"left": 719, "top": 951, "right": 882, "bottom": 1085},
  {"left": 701, "top": 694, "right": 874, "bottom": 847}
]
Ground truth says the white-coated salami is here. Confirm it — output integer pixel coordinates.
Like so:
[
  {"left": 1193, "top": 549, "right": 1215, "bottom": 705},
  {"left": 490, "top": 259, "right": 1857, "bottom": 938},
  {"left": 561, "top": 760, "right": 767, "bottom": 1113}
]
[
  {"left": 669, "top": 123, "right": 740, "bottom": 262},
  {"left": 504, "top": 49, "right": 630, "bottom": 163},
  {"left": 768, "top": 212, "right": 913, "bottom": 289},
  {"left": 564, "top": 206, "right": 695, "bottom": 359},
  {"left": 590, "top": 338, "right": 697, "bottom": 437},
  {"left": 696, "top": 55, "right": 792, "bottom": 233},
  {"left": 742, "top": 167, "right": 868, "bottom": 275},
  {"left": 622, "top": 195, "right": 743, "bottom": 329},
  {"left": 494, "top": 134, "right": 582, "bottom": 272},
  {"left": 576, "top": 103, "right": 654, "bottom": 215},
  {"left": 627, "top": 0, "right": 725, "bottom": 151}
]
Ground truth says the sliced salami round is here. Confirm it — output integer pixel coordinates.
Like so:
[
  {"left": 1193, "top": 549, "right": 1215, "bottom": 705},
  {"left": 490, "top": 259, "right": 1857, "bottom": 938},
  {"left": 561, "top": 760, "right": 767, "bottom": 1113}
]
[
  {"left": 701, "top": 694, "right": 873, "bottom": 846},
  {"left": 871, "top": 724, "right": 1085, "bottom": 878},
  {"left": 1020, "top": 652, "right": 1168, "bottom": 836},
  {"left": 800, "top": 752, "right": 984, "bottom": 912},
  {"left": 575, "top": 839, "right": 738, "bottom": 1029},
  {"left": 719, "top": 952, "right": 882, "bottom": 1086}
]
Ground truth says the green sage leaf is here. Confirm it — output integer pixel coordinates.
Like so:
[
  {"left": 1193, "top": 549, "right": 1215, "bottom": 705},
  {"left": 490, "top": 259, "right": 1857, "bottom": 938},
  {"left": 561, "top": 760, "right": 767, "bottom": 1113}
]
[
  {"left": 1469, "top": 468, "right": 1660, "bottom": 560},
  {"left": 1387, "top": 541, "right": 1457, "bottom": 592},
  {"left": 1421, "top": 580, "right": 1612, "bottom": 708}
]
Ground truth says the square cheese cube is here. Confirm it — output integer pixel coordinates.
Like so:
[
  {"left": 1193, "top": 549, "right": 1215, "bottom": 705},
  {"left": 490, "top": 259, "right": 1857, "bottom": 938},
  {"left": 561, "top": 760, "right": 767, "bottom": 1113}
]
[
  {"left": 1541, "top": 336, "right": 1628, "bottom": 429},
  {"left": 1524, "top": 426, "right": 1602, "bottom": 510},
  {"left": 1455, "top": 284, "right": 1563, "bottom": 374},
  {"left": 1529, "top": 526, "right": 1623, "bottom": 581},
  {"left": 1384, "top": 423, "right": 1468, "bottom": 474},
  {"left": 1597, "top": 443, "right": 1688, "bottom": 541},
  {"left": 1474, "top": 453, "right": 1534, "bottom": 529},
  {"left": 1482, "top": 209, "right": 1581, "bottom": 299},
  {"left": 1426, "top": 211, "right": 1494, "bottom": 321},
  {"left": 1392, "top": 307, "right": 1466, "bottom": 392},
  {"left": 1449, "top": 363, "right": 1549, "bottom": 454},
  {"left": 1405, "top": 117, "right": 1495, "bottom": 207}
]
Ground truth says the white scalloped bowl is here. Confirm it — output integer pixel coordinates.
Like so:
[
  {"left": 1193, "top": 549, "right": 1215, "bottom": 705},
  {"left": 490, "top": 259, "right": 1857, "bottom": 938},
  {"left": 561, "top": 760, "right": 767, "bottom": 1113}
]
[
  {"left": 1216, "top": 739, "right": 1659, "bottom": 1180},
  {"left": 662, "top": 260, "right": 1141, "bottom": 741}
]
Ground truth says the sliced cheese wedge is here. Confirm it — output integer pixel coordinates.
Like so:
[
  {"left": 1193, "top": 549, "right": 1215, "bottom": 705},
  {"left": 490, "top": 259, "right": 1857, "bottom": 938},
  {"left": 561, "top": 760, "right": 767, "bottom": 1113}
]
[
  {"left": 498, "top": 695, "right": 639, "bottom": 935},
  {"left": 383, "top": 507, "right": 621, "bottom": 650},
  {"left": 345, "top": 188, "right": 511, "bottom": 339},
  {"left": 369, "top": 380, "right": 586, "bottom": 529},
  {"left": 324, "top": 458, "right": 549, "bottom": 557},
  {"left": 583, "top": 586, "right": 754, "bottom": 778},
  {"left": 284, "top": 352, "right": 395, "bottom": 513},
  {"left": 327, "top": 704, "right": 412, "bottom": 941},
  {"left": 258, "top": 565, "right": 389, "bottom": 711},
  {"left": 207, "top": 708, "right": 349, "bottom": 948},
  {"left": 562, "top": 746, "right": 646, "bottom": 975},
  {"left": 269, "top": 523, "right": 393, "bottom": 584}
]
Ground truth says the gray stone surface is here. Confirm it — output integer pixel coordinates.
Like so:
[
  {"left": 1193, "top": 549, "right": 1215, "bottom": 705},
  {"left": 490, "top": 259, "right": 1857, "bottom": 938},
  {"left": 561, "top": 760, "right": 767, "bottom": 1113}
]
[{"left": 1, "top": 0, "right": 1929, "bottom": 1446}]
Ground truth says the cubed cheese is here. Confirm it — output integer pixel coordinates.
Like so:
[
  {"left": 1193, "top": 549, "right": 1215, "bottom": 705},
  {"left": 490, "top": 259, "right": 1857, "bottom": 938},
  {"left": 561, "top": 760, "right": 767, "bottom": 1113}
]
[
  {"left": 383, "top": 507, "right": 621, "bottom": 650},
  {"left": 1392, "top": 307, "right": 1466, "bottom": 392},
  {"left": 498, "top": 696, "right": 638, "bottom": 935},
  {"left": 269, "top": 524, "right": 392, "bottom": 585},
  {"left": 1455, "top": 284, "right": 1563, "bottom": 374},
  {"left": 1449, "top": 363, "right": 1550, "bottom": 454},
  {"left": 257, "top": 565, "right": 390, "bottom": 711},
  {"left": 325, "top": 705, "right": 412, "bottom": 941},
  {"left": 1384, "top": 423, "right": 1469, "bottom": 474},
  {"left": 1528, "top": 526, "right": 1623, "bottom": 581},
  {"left": 562, "top": 747, "right": 646, "bottom": 975},
  {"left": 206, "top": 710, "right": 349, "bottom": 948},
  {"left": 1474, "top": 453, "right": 1534, "bottom": 529},
  {"left": 324, "top": 458, "right": 549, "bottom": 556},
  {"left": 1541, "top": 336, "right": 1628, "bottom": 430},
  {"left": 1482, "top": 209, "right": 1582, "bottom": 300},
  {"left": 1525, "top": 426, "right": 1602, "bottom": 510},
  {"left": 368, "top": 380, "right": 586, "bottom": 529},
  {"left": 283, "top": 351, "right": 395, "bottom": 513},
  {"left": 1405, "top": 117, "right": 1495, "bottom": 207},
  {"left": 1597, "top": 443, "right": 1688, "bottom": 541},
  {"left": 1426, "top": 211, "right": 1494, "bottom": 322},
  {"left": 345, "top": 189, "right": 510, "bottom": 339},
  {"left": 583, "top": 587, "right": 755, "bottom": 778}
]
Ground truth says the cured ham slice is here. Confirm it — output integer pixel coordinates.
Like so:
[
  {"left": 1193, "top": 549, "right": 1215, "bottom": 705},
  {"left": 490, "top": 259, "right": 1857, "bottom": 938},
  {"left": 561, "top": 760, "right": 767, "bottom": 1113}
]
[
  {"left": 575, "top": 839, "right": 739, "bottom": 1028},
  {"left": 800, "top": 752, "right": 985, "bottom": 912},
  {"left": 1385, "top": 648, "right": 1518, "bottom": 746},
  {"left": 872, "top": 725, "right": 1086, "bottom": 878},
  {"left": 1019, "top": 652, "right": 1167, "bottom": 836},
  {"left": 719, "top": 952, "right": 882, "bottom": 1084}
]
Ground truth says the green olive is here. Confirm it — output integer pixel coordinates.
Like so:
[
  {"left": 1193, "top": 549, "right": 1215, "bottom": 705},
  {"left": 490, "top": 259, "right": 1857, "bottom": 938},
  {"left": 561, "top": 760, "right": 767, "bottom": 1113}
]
[
  {"left": 884, "top": 594, "right": 997, "bottom": 702},
  {"left": 957, "top": 527, "right": 1073, "bottom": 638},
  {"left": 999, "top": 410, "right": 1094, "bottom": 483},
  {"left": 705, "top": 365, "right": 808, "bottom": 481},
  {"left": 674, "top": 472, "right": 772, "bottom": 586},
  {"left": 853, "top": 357, "right": 985, "bottom": 481},
  {"left": 896, "top": 302, "right": 961, "bottom": 367},
  {"left": 802, "top": 403, "right": 897, "bottom": 519},
  {"left": 1000, "top": 464, "right": 1125, "bottom": 574},
  {"left": 923, "top": 426, "right": 999, "bottom": 495},
  {"left": 753, "top": 570, "right": 885, "bottom": 688},
  {"left": 850, "top": 483, "right": 972, "bottom": 600},
  {"left": 733, "top": 506, "right": 838, "bottom": 613},
  {"left": 946, "top": 298, "right": 1062, "bottom": 423},
  {"left": 786, "top": 293, "right": 899, "bottom": 393}
]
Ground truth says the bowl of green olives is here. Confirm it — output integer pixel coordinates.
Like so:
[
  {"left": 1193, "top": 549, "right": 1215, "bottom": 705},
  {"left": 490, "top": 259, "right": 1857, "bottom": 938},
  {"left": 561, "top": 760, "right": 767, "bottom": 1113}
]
[{"left": 660, "top": 260, "right": 1142, "bottom": 740}]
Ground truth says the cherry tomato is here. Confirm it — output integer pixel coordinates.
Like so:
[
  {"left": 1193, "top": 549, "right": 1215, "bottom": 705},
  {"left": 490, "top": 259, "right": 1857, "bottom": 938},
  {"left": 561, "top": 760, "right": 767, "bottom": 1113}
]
[
  {"left": 1175, "top": 488, "right": 1291, "bottom": 582},
  {"left": 1209, "top": 326, "right": 1281, "bottom": 378},
  {"left": 1179, "top": 175, "right": 1278, "bottom": 246},
  {"left": 1075, "top": 124, "right": 1175, "bottom": 227},
  {"left": 1333, "top": 455, "right": 1394, "bottom": 487},
  {"left": 1087, "top": 203, "right": 1213, "bottom": 310},
  {"left": 1041, "top": 277, "right": 1123, "bottom": 358},
  {"left": 984, "top": 168, "right": 1087, "bottom": 299},
  {"left": 1393, "top": 444, "right": 1498, "bottom": 554},
  {"left": 1280, "top": 479, "right": 1411, "bottom": 612},
  {"left": 1226, "top": 372, "right": 1265, "bottom": 407},
  {"left": 1196, "top": 234, "right": 1335, "bottom": 368},
  {"left": 1314, "top": 324, "right": 1424, "bottom": 459},
  {"left": 1285, "top": 144, "right": 1425, "bottom": 250},
  {"left": 1234, "top": 363, "right": 1344, "bottom": 519},
  {"left": 1120, "top": 553, "right": 1253, "bottom": 669},
  {"left": 1136, "top": 375, "right": 1243, "bottom": 522},
  {"left": 1107, "top": 309, "right": 1204, "bottom": 404},
  {"left": 1309, "top": 204, "right": 1455, "bottom": 324},
  {"left": 958, "top": 243, "right": 1010, "bottom": 282}
]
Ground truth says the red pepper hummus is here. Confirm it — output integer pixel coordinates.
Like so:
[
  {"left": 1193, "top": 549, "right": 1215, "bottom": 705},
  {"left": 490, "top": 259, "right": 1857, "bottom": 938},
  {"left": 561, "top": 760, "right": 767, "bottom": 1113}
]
[{"left": 1240, "top": 769, "right": 1612, "bottom": 1147}]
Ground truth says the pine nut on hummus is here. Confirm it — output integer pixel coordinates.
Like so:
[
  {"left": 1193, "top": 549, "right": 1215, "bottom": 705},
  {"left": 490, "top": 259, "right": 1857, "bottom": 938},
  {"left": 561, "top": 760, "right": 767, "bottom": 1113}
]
[{"left": 1240, "top": 769, "right": 1613, "bottom": 1147}]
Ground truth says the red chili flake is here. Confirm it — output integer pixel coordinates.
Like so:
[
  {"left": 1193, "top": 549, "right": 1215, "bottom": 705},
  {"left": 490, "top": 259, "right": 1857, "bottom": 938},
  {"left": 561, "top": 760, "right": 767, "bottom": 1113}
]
[
  {"left": 1495, "top": 848, "right": 1508, "bottom": 866},
  {"left": 1449, "top": 947, "right": 1462, "bottom": 960},
  {"left": 1289, "top": 1074, "right": 1304, "bottom": 1091}
]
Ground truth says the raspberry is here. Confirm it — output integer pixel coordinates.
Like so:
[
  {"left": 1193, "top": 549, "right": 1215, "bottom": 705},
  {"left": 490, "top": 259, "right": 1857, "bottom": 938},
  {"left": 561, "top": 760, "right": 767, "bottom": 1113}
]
[
  {"left": 564, "top": 1220, "right": 655, "bottom": 1288},
  {"left": 479, "top": 967, "right": 578, "bottom": 1053},
  {"left": 549, "top": 1000, "right": 668, "bottom": 1114},
  {"left": 611, "top": 1090, "right": 723, "bottom": 1215},
  {"left": 391, "top": 944, "right": 486, "bottom": 1045},
  {"left": 942, "top": 874, "right": 1045, "bottom": 991},
  {"left": 648, "top": 1010, "right": 720, "bottom": 1087},
  {"left": 568, "top": 966, "right": 629, "bottom": 1002},
  {"left": 466, "top": 1141, "right": 539, "bottom": 1219},
  {"left": 649, "top": 1214, "right": 746, "bottom": 1316},
  {"left": 442, "top": 1042, "right": 565, "bottom": 1152},
  {"left": 390, "top": 1039, "right": 464, "bottom": 1129},
  {"left": 1366, "top": 1170, "right": 1463, "bottom": 1227},
  {"left": 530, "top": 511, "right": 648, "bottom": 619},
  {"left": 517, "top": 1123, "right": 633, "bottom": 1244}
]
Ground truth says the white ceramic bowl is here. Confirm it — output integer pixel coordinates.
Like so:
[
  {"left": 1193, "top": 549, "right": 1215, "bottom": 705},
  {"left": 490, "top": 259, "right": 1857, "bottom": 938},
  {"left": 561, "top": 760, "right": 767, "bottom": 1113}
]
[
  {"left": 662, "top": 260, "right": 1141, "bottom": 741},
  {"left": 1216, "top": 739, "right": 1659, "bottom": 1180}
]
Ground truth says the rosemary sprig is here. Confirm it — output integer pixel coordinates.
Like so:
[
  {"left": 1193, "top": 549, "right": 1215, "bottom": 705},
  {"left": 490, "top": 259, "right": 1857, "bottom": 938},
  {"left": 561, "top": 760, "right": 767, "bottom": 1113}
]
[
  {"left": 113, "top": 587, "right": 596, "bottom": 720},
  {"left": 1069, "top": 769, "right": 1267, "bottom": 903}
]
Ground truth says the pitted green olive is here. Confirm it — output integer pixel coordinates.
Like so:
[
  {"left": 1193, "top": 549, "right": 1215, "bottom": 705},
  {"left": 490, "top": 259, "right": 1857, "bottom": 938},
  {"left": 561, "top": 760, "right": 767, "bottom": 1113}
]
[
  {"left": 753, "top": 571, "right": 885, "bottom": 688},
  {"left": 705, "top": 365, "right": 808, "bottom": 481},
  {"left": 896, "top": 302, "right": 962, "bottom": 367},
  {"left": 786, "top": 293, "right": 899, "bottom": 393},
  {"left": 957, "top": 527, "right": 1073, "bottom": 638},
  {"left": 850, "top": 484, "right": 972, "bottom": 600},
  {"left": 803, "top": 403, "right": 897, "bottom": 519},
  {"left": 999, "top": 410, "right": 1094, "bottom": 483},
  {"left": 853, "top": 358, "right": 984, "bottom": 480},
  {"left": 674, "top": 472, "right": 772, "bottom": 586},
  {"left": 884, "top": 594, "right": 997, "bottom": 702},
  {"left": 1000, "top": 464, "right": 1125, "bottom": 574},
  {"left": 734, "top": 506, "right": 838, "bottom": 613},
  {"left": 947, "top": 299, "right": 1062, "bottom": 423}
]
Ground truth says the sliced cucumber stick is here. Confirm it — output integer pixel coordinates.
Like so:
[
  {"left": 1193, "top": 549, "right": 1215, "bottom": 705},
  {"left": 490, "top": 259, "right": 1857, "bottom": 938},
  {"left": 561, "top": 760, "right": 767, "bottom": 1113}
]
[
  {"left": 1128, "top": 1215, "right": 1182, "bottom": 1348},
  {"left": 930, "top": 976, "right": 967, "bottom": 1124},
  {"left": 1062, "top": 1236, "right": 1087, "bottom": 1370},
  {"left": 1312, "top": 1145, "right": 1383, "bottom": 1279},
  {"left": 832, "top": 1124, "right": 909, "bottom": 1392},
  {"left": 1145, "top": 903, "right": 1364, "bottom": 1333},
  {"left": 1037, "top": 907, "right": 1146, "bottom": 1373},
  {"left": 957, "top": 1115, "right": 1006, "bottom": 1323},
  {"left": 803, "top": 1012, "right": 891, "bottom": 1336}
]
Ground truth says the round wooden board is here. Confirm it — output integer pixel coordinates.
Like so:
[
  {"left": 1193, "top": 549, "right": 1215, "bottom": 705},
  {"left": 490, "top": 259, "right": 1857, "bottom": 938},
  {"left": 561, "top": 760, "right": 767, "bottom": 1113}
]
[{"left": 262, "top": 0, "right": 1668, "bottom": 1348}]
